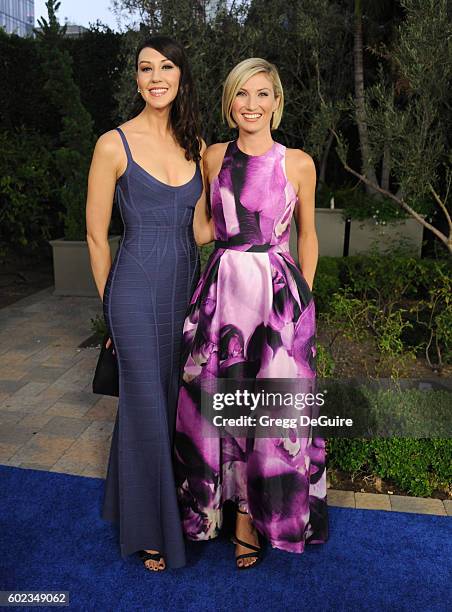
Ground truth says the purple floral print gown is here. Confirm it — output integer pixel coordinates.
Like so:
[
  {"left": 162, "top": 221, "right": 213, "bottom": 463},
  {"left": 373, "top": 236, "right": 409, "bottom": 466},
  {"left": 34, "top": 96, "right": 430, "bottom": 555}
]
[{"left": 174, "top": 139, "right": 328, "bottom": 554}]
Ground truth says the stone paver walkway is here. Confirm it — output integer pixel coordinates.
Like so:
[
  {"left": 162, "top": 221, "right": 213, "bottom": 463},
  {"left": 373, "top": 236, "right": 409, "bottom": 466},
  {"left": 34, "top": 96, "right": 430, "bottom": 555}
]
[{"left": 0, "top": 287, "right": 450, "bottom": 516}]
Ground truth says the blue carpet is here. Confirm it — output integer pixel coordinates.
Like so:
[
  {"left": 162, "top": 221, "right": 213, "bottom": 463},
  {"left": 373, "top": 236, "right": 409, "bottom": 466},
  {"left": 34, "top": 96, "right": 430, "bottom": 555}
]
[{"left": 0, "top": 466, "right": 450, "bottom": 612}]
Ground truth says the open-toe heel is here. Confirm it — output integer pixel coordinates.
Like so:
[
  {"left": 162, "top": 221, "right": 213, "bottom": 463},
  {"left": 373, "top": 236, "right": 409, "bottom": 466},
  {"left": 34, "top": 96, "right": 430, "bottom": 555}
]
[
  {"left": 232, "top": 507, "right": 263, "bottom": 570},
  {"left": 139, "top": 550, "right": 165, "bottom": 572}
]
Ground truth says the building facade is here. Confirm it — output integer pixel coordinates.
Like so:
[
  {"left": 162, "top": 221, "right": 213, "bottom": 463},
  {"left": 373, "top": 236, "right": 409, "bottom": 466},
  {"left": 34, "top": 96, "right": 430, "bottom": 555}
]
[{"left": 0, "top": 0, "right": 34, "bottom": 37}]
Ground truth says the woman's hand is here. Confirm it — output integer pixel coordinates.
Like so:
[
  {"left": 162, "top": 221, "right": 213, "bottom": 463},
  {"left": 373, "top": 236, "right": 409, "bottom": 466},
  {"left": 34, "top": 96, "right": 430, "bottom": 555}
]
[{"left": 105, "top": 337, "right": 115, "bottom": 355}]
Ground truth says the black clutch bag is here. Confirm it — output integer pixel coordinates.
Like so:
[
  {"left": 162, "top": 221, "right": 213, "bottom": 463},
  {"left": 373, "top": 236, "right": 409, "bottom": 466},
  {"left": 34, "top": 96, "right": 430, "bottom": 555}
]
[{"left": 92, "top": 334, "right": 119, "bottom": 397}]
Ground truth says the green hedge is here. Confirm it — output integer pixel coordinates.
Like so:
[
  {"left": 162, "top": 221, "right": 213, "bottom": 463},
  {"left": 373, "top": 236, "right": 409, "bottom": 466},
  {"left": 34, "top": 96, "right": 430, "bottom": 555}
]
[
  {"left": 328, "top": 437, "right": 451, "bottom": 497},
  {"left": 328, "top": 387, "right": 452, "bottom": 497},
  {"left": 314, "top": 254, "right": 452, "bottom": 367},
  {"left": 0, "top": 128, "right": 62, "bottom": 258},
  {"left": 326, "top": 387, "right": 451, "bottom": 497},
  {"left": 314, "top": 254, "right": 451, "bottom": 312}
]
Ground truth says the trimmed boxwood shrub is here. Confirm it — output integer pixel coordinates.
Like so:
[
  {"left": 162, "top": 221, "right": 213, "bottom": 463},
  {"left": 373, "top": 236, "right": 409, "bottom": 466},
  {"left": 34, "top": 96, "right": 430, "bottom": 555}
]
[
  {"left": 327, "top": 388, "right": 451, "bottom": 500},
  {"left": 328, "top": 437, "right": 451, "bottom": 497}
]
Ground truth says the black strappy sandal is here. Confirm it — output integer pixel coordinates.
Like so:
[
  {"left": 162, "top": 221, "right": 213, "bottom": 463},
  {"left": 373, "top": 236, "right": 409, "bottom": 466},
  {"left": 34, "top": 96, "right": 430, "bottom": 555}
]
[
  {"left": 232, "top": 508, "right": 263, "bottom": 570},
  {"left": 139, "top": 550, "right": 165, "bottom": 572}
]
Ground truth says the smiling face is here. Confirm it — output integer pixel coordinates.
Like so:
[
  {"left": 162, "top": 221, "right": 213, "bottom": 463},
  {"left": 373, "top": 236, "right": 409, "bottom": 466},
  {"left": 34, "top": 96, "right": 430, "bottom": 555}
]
[
  {"left": 231, "top": 72, "right": 280, "bottom": 133},
  {"left": 136, "top": 47, "right": 181, "bottom": 108}
]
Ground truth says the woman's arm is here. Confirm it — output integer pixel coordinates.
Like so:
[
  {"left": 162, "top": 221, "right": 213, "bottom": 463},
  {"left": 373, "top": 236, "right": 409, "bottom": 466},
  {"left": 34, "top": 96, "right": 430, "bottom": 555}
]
[
  {"left": 193, "top": 139, "right": 215, "bottom": 246},
  {"left": 289, "top": 150, "right": 318, "bottom": 291},
  {"left": 86, "top": 131, "right": 123, "bottom": 301}
]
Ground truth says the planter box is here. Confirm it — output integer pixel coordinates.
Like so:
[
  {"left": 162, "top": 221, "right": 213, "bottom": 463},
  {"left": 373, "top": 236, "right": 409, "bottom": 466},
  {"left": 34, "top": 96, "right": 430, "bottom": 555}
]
[
  {"left": 49, "top": 235, "right": 121, "bottom": 297},
  {"left": 289, "top": 209, "right": 424, "bottom": 259},
  {"left": 349, "top": 217, "right": 424, "bottom": 256},
  {"left": 289, "top": 208, "right": 345, "bottom": 260}
]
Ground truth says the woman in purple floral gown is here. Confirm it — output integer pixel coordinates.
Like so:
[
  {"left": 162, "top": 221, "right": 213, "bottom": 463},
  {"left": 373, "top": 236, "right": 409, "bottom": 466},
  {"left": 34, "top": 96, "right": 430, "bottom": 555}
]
[{"left": 175, "top": 58, "right": 328, "bottom": 568}]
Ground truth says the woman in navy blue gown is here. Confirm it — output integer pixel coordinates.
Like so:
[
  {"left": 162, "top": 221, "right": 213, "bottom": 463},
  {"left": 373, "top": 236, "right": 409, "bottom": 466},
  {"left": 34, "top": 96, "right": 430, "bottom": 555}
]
[{"left": 86, "top": 36, "right": 212, "bottom": 571}]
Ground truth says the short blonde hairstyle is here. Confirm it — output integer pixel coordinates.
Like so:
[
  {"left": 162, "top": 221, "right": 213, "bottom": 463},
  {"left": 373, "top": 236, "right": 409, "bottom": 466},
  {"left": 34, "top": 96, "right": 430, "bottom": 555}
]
[{"left": 222, "top": 58, "right": 284, "bottom": 130}]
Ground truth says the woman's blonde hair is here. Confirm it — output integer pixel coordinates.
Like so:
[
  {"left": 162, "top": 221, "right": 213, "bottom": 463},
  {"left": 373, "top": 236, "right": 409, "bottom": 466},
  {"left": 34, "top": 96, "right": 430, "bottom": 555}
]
[{"left": 222, "top": 58, "right": 284, "bottom": 130}]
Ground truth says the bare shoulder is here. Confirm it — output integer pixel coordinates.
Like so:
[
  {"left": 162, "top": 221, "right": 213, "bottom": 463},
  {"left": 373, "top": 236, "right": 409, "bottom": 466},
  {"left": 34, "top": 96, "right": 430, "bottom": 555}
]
[
  {"left": 90, "top": 129, "right": 127, "bottom": 181},
  {"left": 285, "top": 148, "right": 316, "bottom": 193},
  {"left": 205, "top": 142, "right": 229, "bottom": 161},
  {"left": 204, "top": 142, "right": 230, "bottom": 179},
  {"left": 94, "top": 129, "right": 123, "bottom": 159},
  {"left": 286, "top": 148, "right": 316, "bottom": 174}
]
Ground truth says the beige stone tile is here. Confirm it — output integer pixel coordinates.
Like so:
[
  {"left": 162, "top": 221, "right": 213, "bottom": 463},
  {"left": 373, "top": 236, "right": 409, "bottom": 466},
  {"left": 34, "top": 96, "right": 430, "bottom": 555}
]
[
  {"left": 355, "top": 492, "right": 391, "bottom": 511},
  {"left": 0, "top": 411, "right": 28, "bottom": 425},
  {"left": 390, "top": 495, "right": 447, "bottom": 516},
  {"left": 0, "top": 380, "right": 24, "bottom": 394},
  {"left": 327, "top": 489, "right": 356, "bottom": 508},
  {"left": 15, "top": 338, "right": 55, "bottom": 353},
  {"left": 60, "top": 438, "right": 109, "bottom": 465},
  {"left": 47, "top": 375, "right": 90, "bottom": 393},
  {"left": 1, "top": 395, "right": 40, "bottom": 409},
  {"left": 27, "top": 365, "right": 69, "bottom": 383},
  {"left": 43, "top": 380, "right": 82, "bottom": 393},
  {"left": 42, "top": 351, "right": 86, "bottom": 368},
  {"left": 0, "top": 398, "right": 52, "bottom": 414},
  {"left": 24, "top": 346, "right": 83, "bottom": 368},
  {"left": 40, "top": 416, "right": 91, "bottom": 439},
  {"left": 18, "top": 414, "right": 54, "bottom": 429},
  {"left": 0, "top": 400, "right": 31, "bottom": 413},
  {"left": 55, "top": 365, "right": 88, "bottom": 385},
  {"left": 10, "top": 381, "right": 50, "bottom": 399},
  {"left": 84, "top": 398, "right": 117, "bottom": 422},
  {"left": 8, "top": 433, "right": 74, "bottom": 467},
  {"left": 44, "top": 401, "right": 93, "bottom": 418},
  {"left": 59, "top": 390, "right": 98, "bottom": 407},
  {"left": 0, "top": 391, "right": 11, "bottom": 403},
  {"left": 37, "top": 386, "right": 68, "bottom": 403},
  {"left": 79, "top": 420, "right": 114, "bottom": 441},
  {"left": 19, "top": 463, "right": 53, "bottom": 471},
  {"left": 0, "top": 425, "right": 38, "bottom": 445},
  {"left": 0, "top": 351, "right": 28, "bottom": 366},
  {"left": 443, "top": 500, "right": 452, "bottom": 516},
  {"left": 0, "top": 442, "right": 23, "bottom": 461},
  {"left": 0, "top": 366, "right": 30, "bottom": 381},
  {"left": 23, "top": 346, "right": 59, "bottom": 365},
  {"left": 50, "top": 459, "right": 88, "bottom": 476},
  {"left": 82, "top": 464, "right": 105, "bottom": 478},
  {"left": 0, "top": 456, "right": 23, "bottom": 467}
]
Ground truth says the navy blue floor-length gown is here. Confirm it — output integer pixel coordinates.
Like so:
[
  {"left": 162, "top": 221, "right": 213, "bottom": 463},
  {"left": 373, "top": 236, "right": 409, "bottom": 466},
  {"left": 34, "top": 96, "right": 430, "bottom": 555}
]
[{"left": 101, "top": 126, "right": 202, "bottom": 568}]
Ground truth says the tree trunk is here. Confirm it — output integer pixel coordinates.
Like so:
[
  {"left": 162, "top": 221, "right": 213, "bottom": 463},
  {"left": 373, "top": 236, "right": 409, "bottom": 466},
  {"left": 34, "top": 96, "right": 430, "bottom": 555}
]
[
  {"left": 354, "top": 0, "right": 379, "bottom": 193},
  {"left": 381, "top": 141, "right": 391, "bottom": 190},
  {"left": 318, "top": 130, "right": 334, "bottom": 189}
]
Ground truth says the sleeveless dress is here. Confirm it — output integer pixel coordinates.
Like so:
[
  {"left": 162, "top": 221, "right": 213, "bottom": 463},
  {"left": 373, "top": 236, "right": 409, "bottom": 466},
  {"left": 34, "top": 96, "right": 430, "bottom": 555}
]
[
  {"left": 174, "top": 139, "right": 328, "bottom": 554},
  {"left": 101, "top": 127, "right": 202, "bottom": 568}
]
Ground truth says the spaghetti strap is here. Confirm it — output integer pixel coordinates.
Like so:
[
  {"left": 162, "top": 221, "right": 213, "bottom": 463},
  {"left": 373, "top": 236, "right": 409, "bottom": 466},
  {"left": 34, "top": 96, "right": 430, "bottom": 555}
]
[{"left": 116, "top": 127, "right": 133, "bottom": 162}]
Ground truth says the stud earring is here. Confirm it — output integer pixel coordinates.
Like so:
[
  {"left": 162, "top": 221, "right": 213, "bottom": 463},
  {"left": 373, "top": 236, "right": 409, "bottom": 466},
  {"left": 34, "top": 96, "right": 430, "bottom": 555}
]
[{"left": 137, "top": 88, "right": 141, "bottom": 93}]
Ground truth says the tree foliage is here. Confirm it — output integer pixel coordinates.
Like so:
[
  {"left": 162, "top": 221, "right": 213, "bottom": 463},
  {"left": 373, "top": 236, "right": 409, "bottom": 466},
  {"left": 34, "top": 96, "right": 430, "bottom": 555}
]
[
  {"left": 1, "top": 0, "right": 450, "bottom": 250},
  {"left": 332, "top": 0, "right": 452, "bottom": 252},
  {"left": 35, "top": 0, "right": 96, "bottom": 240}
]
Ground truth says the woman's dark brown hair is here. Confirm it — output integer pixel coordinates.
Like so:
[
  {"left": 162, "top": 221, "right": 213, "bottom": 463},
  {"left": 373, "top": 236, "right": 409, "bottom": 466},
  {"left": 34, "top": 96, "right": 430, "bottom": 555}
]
[{"left": 134, "top": 36, "right": 202, "bottom": 162}]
